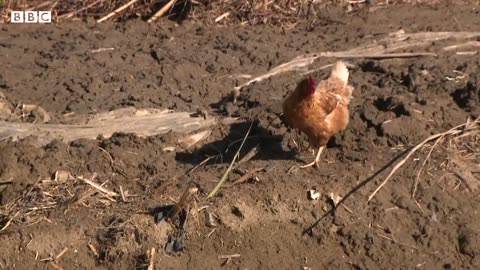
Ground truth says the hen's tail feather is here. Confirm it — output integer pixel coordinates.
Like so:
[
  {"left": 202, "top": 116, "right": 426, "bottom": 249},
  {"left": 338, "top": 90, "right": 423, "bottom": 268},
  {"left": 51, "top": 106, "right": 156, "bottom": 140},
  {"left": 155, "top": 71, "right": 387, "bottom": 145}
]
[{"left": 330, "top": 61, "right": 349, "bottom": 86}]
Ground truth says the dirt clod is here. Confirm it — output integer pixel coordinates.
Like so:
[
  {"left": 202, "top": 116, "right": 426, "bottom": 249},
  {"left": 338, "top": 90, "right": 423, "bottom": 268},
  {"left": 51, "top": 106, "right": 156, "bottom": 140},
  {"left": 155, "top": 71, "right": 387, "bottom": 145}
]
[{"left": 458, "top": 225, "right": 480, "bottom": 258}]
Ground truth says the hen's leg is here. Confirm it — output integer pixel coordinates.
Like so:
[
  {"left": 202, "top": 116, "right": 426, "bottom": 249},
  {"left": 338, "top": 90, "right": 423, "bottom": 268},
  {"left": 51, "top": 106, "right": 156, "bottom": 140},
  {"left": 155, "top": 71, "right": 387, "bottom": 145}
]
[{"left": 300, "top": 146, "right": 324, "bottom": 169}]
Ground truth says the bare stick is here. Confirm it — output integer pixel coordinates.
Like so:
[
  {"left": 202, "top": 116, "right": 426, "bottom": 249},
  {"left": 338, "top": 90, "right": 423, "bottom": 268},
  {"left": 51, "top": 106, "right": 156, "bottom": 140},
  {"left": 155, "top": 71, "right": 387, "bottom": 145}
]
[
  {"left": 178, "top": 129, "right": 211, "bottom": 149},
  {"left": 368, "top": 120, "right": 473, "bottom": 202},
  {"left": 119, "top": 185, "right": 126, "bottom": 202},
  {"left": 88, "top": 244, "right": 99, "bottom": 257},
  {"left": 0, "top": 217, "right": 13, "bottom": 232},
  {"left": 232, "top": 167, "right": 264, "bottom": 185},
  {"left": 90, "top": 48, "right": 115, "bottom": 53},
  {"left": 236, "top": 145, "right": 258, "bottom": 166},
  {"left": 97, "top": 0, "right": 139, "bottom": 23},
  {"left": 456, "top": 51, "right": 478, "bottom": 56},
  {"left": 147, "top": 247, "right": 155, "bottom": 270},
  {"left": 0, "top": 179, "right": 13, "bottom": 185},
  {"left": 147, "top": 0, "right": 176, "bottom": 23},
  {"left": 55, "top": 247, "right": 68, "bottom": 261},
  {"left": 97, "top": 146, "right": 114, "bottom": 165},
  {"left": 206, "top": 228, "right": 216, "bottom": 238},
  {"left": 78, "top": 177, "right": 119, "bottom": 197},
  {"left": 443, "top": 41, "right": 480, "bottom": 51},
  {"left": 215, "top": 12, "right": 230, "bottom": 23},
  {"left": 49, "top": 1, "right": 58, "bottom": 13},
  {"left": 336, "top": 52, "right": 437, "bottom": 58},
  {"left": 218, "top": 254, "right": 241, "bottom": 259},
  {"left": 49, "top": 262, "right": 64, "bottom": 270}
]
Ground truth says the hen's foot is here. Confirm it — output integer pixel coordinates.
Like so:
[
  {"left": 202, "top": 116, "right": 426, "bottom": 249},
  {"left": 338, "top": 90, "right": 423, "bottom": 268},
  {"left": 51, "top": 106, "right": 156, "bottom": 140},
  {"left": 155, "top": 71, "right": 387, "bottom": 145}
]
[
  {"left": 300, "top": 159, "right": 320, "bottom": 169},
  {"left": 288, "top": 146, "right": 325, "bottom": 173}
]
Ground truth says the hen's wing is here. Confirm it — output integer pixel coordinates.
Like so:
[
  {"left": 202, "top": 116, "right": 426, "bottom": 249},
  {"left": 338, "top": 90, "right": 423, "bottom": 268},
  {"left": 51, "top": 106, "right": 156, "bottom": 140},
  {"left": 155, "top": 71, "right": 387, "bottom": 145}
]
[
  {"left": 313, "top": 92, "right": 339, "bottom": 117},
  {"left": 299, "top": 91, "right": 348, "bottom": 147}
]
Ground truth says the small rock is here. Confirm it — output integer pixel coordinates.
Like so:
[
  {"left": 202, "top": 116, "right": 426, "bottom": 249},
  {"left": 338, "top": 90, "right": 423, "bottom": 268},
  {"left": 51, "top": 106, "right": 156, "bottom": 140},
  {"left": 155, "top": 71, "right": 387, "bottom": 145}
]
[
  {"left": 162, "top": 146, "right": 175, "bottom": 152},
  {"left": 393, "top": 194, "right": 409, "bottom": 209},
  {"left": 165, "top": 230, "right": 185, "bottom": 253},
  {"left": 232, "top": 206, "right": 244, "bottom": 218},
  {"left": 205, "top": 211, "right": 217, "bottom": 227},
  {"left": 328, "top": 192, "right": 342, "bottom": 207},
  {"left": 86, "top": 17, "right": 96, "bottom": 28},
  {"left": 458, "top": 225, "right": 480, "bottom": 258},
  {"left": 165, "top": 239, "right": 174, "bottom": 254},
  {"left": 173, "top": 231, "right": 185, "bottom": 252},
  {"left": 337, "top": 227, "right": 348, "bottom": 237},
  {"left": 431, "top": 212, "right": 439, "bottom": 223},
  {"left": 290, "top": 218, "right": 302, "bottom": 225},
  {"left": 333, "top": 212, "right": 347, "bottom": 227},
  {"left": 308, "top": 189, "right": 321, "bottom": 200},
  {"left": 196, "top": 108, "right": 209, "bottom": 119},
  {"left": 329, "top": 224, "right": 339, "bottom": 234},
  {"left": 0, "top": 101, "right": 13, "bottom": 120},
  {"left": 54, "top": 170, "right": 71, "bottom": 182},
  {"left": 354, "top": 262, "right": 367, "bottom": 270},
  {"left": 224, "top": 102, "right": 239, "bottom": 116}
]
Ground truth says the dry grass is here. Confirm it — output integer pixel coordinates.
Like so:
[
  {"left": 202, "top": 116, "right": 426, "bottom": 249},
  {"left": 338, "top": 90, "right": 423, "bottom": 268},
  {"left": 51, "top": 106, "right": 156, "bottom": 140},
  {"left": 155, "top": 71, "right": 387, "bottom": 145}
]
[
  {"left": 0, "top": 172, "right": 119, "bottom": 232},
  {"left": 1, "top": 0, "right": 478, "bottom": 25},
  {"left": 368, "top": 117, "right": 480, "bottom": 202},
  {"left": 442, "top": 123, "right": 480, "bottom": 191}
]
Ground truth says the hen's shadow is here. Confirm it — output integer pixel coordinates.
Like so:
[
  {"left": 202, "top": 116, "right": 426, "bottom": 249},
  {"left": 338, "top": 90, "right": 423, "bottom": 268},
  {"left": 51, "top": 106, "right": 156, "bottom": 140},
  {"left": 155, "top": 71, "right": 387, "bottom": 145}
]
[{"left": 175, "top": 121, "right": 297, "bottom": 166}]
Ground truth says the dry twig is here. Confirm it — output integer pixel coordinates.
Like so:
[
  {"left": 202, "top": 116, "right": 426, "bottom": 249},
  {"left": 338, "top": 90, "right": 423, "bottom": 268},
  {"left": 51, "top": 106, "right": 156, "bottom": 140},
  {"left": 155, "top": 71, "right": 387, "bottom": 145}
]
[
  {"left": 368, "top": 118, "right": 479, "bottom": 202},
  {"left": 78, "top": 177, "right": 119, "bottom": 197},
  {"left": 49, "top": 262, "right": 64, "bottom": 270},
  {"left": 88, "top": 244, "right": 99, "bottom": 257},
  {"left": 232, "top": 30, "right": 480, "bottom": 100},
  {"left": 55, "top": 247, "right": 69, "bottom": 261},
  {"left": 218, "top": 254, "right": 241, "bottom": 259},
  {"left": 97, "top": 0, "right": 139, "bottom": 23},
  {"left": 147, "top": 247, "right": 156, "bottom": 270},
  {"left": 147, "top": 0, "right": 176, "bottom": 23},
  {"left": 232, "top": 167, "right": 264, "bottom": 185}
]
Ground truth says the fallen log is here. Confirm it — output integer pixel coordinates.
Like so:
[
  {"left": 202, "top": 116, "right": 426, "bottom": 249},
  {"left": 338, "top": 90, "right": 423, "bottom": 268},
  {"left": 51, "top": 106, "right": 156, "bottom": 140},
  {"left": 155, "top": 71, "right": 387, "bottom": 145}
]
[{"left": 0, "top": 107, "right": 216, "bottom": 147}]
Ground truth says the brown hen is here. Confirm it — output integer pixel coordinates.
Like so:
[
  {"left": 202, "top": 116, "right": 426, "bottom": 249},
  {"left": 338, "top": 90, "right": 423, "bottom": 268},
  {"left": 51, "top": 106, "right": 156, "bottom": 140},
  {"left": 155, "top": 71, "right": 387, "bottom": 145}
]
[{"left": 283, "top": 61, "right": 353, "bottom": 168}]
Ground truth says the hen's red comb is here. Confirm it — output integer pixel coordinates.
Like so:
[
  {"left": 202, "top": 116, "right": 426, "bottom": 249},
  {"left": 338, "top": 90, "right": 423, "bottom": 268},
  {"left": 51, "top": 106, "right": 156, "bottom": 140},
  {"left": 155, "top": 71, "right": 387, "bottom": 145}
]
[{"left": 308, "top": 76, "right": 316, "bottom": 89}]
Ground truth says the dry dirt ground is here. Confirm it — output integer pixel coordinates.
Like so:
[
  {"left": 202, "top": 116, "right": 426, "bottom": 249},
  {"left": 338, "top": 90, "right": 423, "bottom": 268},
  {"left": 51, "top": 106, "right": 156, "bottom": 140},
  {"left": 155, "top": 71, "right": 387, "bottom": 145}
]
[{"left": 1, "top": 3, "right": 480, "bottom": 270}]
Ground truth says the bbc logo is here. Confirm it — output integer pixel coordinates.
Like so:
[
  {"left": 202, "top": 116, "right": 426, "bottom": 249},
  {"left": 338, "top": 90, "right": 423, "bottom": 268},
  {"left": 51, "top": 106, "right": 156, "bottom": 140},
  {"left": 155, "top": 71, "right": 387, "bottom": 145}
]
[{"left": 11, "top": 11, "right": 52, "bottom": 24}]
